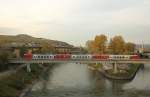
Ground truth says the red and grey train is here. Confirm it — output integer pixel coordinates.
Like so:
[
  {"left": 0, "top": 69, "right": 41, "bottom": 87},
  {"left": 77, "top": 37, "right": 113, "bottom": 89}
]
[{"left": 23, "top": 53, "right": 140, "bottom": 61}]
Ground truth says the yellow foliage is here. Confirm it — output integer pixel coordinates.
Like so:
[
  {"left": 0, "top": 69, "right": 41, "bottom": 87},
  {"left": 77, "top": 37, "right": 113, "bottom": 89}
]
[
  {"left": 108, "top": 36, "right": 125, "bottom": 54},
  {"left": 86, "top": 34, "right": 107, "bottom": 54}
]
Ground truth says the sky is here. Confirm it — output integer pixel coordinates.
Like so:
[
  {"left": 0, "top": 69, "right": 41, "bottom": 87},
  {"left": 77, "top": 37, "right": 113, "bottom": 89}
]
[{"left": 0, "top": 0, "right": 150, "bottom": 46}]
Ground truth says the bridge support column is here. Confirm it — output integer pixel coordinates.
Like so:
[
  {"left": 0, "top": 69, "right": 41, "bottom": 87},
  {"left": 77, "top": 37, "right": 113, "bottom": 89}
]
[
  {"left": 26, "top": 63, "right": 31, "bottom": 72},
  {"left": 113, "top": 62, "right": 118, "bottom": 74}
]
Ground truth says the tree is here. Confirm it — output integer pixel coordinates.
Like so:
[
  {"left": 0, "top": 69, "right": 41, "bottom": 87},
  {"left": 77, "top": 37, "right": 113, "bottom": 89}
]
[
  {"left": 41, "top": 43, "right": 56, "bottom": 54},
  {"left": 79, "top": 46, "right": 88, "bottom": 54},
  {"left": 109, "top": 36, "right": 125, "bottom": 54},
  {"left": 86, "top": 34, "right": 107, "bottom": 54},
  {"left": 125, "top": 42, "right": 135, "bottom": 54},
  {"left": 94, "top": 34, "right": 107, "bottom": 54},
  {"left": 86, "top": 40, "right": 95, "bottom": 53},
  {"left": 0, "top": 52, "right": 9, "bottom": 71}
]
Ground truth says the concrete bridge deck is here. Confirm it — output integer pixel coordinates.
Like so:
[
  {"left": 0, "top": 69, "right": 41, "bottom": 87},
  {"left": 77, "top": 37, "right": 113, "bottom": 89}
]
[{"left": 9, "top": 59, "right": 150, "bottom": 64}]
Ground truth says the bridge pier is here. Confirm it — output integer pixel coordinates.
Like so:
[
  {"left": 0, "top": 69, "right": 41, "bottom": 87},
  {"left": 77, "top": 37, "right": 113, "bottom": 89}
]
[
  {"left": 26, "top": 63, "right": 31, "bottom": 72},
  {"left": 113, "top": 62, "right": 118, "bottom": 74}
]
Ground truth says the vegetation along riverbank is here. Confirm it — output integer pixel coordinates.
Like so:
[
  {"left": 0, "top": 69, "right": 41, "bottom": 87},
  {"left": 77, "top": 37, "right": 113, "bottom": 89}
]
[{"left": 0, "top": 63, "right": 54, "bottom": 97}]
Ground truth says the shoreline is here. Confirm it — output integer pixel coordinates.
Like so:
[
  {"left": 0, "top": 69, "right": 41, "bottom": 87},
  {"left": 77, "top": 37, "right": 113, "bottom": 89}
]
[
  {"left": 98, "top": 64, "right": 143, "bottom": 80},
  {"left": 19, "top": 64, "right": 55, "bottom": 97}
]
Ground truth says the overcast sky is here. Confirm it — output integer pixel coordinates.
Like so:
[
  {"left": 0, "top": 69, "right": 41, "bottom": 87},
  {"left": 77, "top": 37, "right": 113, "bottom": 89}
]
[{"left": 0, "top": 0, "right": 150, "bottom": 46}]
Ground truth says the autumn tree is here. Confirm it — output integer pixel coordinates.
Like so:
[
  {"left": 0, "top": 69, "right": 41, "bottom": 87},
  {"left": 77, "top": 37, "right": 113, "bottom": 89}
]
[
  {"left": 94, "top": 34, "right": 107, "bottom": 53},
  {"left": 86, "top": 34, "right": 107, "bottom": 54},
  {"left": 108, "top": 36, "right": 125, "bottom": 54},
  {"left": 86, "top": 40, "right": 95, "bottom": 53},
  {"left": 124, "top": 42, "right": 135, "bottom": 54}
]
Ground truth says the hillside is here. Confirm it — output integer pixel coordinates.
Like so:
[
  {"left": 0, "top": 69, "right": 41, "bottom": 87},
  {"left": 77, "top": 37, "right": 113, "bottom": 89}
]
[{"left": 0, "top": 34, "right": 73, "bottom": 47}]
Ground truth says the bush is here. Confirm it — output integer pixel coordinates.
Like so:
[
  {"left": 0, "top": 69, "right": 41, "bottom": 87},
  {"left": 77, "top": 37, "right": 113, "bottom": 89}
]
[
  {"left": 0, "top": 63, "right": 44, "bottom": 97},
  {"left": 0, "top": 52, "right": 9, "bottom": 71}
]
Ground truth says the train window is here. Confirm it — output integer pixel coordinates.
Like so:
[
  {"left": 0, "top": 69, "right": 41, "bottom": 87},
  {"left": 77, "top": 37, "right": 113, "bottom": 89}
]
[
  {"left": 46, "top": 56, "right": 49, "bottom": 59},
  {"left": 33, "top": 56, "right": 35, "bottom": 59}
]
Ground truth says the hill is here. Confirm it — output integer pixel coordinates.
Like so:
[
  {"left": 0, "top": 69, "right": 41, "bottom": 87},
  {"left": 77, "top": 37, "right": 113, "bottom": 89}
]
[{"left": 0, "top": 34, "right": 73, "bottom": 47}]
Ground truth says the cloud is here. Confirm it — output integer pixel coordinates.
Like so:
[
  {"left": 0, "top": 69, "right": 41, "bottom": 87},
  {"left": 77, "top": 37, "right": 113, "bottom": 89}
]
[{"left": 0, "top": 0, "right": 150, "bottom": 45}]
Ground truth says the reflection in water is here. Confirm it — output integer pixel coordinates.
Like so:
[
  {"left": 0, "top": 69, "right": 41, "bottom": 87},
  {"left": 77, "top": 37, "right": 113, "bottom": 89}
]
[
  {"left": 28, "top": 63, "right": 150, "bottom": 97},
  {"left": 48, "top": 63, "right": 91, "bottom": 88},
  {"left": 124, "top": 64, "right": 150, "bottom": 90}
]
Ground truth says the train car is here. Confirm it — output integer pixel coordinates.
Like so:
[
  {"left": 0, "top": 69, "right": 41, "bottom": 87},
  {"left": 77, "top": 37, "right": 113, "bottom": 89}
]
[
  {"left": 32, "top": 54, "right": 54, "bottom": 60},
  {"left": 130, "top": 55, "right": 140, "bottom": 59},
  {"left": 71, "top": 54, "right": 92, "bottom": 60},
  {"left": 23, "top": 53, "right": 32, "bottom": 60},
  {"left": 109, "top": 55, "right": 130, "bottom": 60},
  {"left": 54, "top": 54, "right": 71, "bottom": 60},
  {"left": 109, "top": 55, "right": 140, "bottom": 60},
  {"left": 92, "top": 54, "right": 109, "bottom": 60}
]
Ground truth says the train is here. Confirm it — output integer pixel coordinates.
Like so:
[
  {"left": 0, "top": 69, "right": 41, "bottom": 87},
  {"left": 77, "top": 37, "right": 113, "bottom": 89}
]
[{"left": 23, "top": 53, "right": 140, "bottom": 61}]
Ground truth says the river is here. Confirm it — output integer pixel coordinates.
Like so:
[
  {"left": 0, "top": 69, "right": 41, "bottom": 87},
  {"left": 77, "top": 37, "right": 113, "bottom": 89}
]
[{"left": 25, "top": 63, "right": 150, "bottom": 97}]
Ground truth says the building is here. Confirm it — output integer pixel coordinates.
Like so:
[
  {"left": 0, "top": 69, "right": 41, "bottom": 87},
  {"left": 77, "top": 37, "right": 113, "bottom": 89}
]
[
  {"left": 1, "top": 42, "right": 42, "bottom": 58},
  {"left": 53, "top": 43, "right": 83, "bottom": 54}
]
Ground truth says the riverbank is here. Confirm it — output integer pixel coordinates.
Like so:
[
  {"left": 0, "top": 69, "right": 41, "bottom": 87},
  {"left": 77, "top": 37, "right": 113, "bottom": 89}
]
[
  {"left": 89, "top": 63, "right": 143, "bottom": 80},
  {"left": 0, "top": 63, "right": 54, "bottom": 97}
]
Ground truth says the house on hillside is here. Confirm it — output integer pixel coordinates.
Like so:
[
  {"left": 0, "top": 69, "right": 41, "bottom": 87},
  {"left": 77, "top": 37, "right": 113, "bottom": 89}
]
[{"left": 1, "top": 42, "right": 42, "bottom": 58}]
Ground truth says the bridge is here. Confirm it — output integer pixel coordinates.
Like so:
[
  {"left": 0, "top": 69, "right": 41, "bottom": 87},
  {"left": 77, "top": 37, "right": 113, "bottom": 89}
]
[
  {"left": 8, "top": 58, "right": 150, "bottom": 73},
  {"left": 9, "top": 58, "right": 150, "bottom": 64}
]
